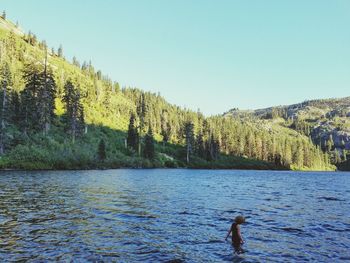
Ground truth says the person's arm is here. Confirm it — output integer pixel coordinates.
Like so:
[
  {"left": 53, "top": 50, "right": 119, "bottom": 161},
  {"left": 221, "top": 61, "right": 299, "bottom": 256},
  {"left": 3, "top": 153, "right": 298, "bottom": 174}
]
[
  {"left": 225, "top": 224, "right": 232, "bottom": 240},
  {"left": 237, "top": 225, "right": 244, "bottom": 243}
]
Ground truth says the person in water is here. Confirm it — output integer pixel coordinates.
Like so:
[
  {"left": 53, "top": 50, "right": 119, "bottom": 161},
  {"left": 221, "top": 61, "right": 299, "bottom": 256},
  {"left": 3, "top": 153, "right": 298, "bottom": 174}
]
[{"left": 225, "top": 215, "right": 246, "bottom": 254}]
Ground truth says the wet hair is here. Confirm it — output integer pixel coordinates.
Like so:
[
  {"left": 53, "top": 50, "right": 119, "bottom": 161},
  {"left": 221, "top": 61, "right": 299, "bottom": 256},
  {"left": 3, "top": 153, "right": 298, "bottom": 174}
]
[{"left": 235, "top": 216, "right": 245, "bottom": 224}]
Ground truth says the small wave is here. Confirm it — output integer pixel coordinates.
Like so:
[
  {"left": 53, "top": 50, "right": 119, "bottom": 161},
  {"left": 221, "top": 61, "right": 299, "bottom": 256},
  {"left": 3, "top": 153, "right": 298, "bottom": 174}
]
[
  {"left": 136, "top": 248, "right": 160, "bottom": 255},
  {"left": 178, "top": 211, "right": 199, "bottom": 216},
  {"left": 318, "top": 196, "right": 344, "bottom": 201},
  {"left": 280, "top": 227, "right": 304, "bottom": 233},
  {"left": 322, "top": 224, "right": 348, "bottom": 232},
  {"left": 206, "top": 239, "right": 223, "bottom": 244},
  {"left": 164, "top": 259, "right": 184, "bottom": 263}
]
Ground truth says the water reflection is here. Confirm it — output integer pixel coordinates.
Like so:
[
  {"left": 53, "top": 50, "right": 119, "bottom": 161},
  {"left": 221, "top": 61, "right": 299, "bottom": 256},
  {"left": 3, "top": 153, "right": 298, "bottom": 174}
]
[{"left": 0, "top": 169, "right": 349, "bottom": 262}]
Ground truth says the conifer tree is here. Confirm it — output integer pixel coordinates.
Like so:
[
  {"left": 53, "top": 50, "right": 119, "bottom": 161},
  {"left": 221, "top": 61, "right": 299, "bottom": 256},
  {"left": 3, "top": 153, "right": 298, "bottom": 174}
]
[
  {"left": 196, "top": 132, "right": 205, "bottom": 158},
  {"left": 143, "top": 126, "right": 155, "bottom": 159},
  {"left": 113, "top": 82, "right": 120, "bottom": 93},
  {"left": 206, "top": 134, "right": 220, "bottom": 161},
  {"left": 0, "top": 61, "right": 12, "bottom": 154},
  {"left": 19, "top": 88, "right": 33, "bottom": 136},
  {"left": 37, "top": 54, "right": 56, "bottom": 135},
  {"left": 63, "top": 80, "right": 85, "bottom": 143},
  {"left": 21, "top": 62, "right": 56, "bottom": 134},
  {"left": 58, "top": 44, "right": 63, "bottom": 58},
  {"left": 161, "top": 112, "right": 171, "bottom": 144},
  {"left": 9, "top": 91, "right": 20, "bottom": 124},
  {"left": 184, "top": 121, "right": 194, "bottom": 164},
  {"left": 72, "top": 56, "right": 80, "bottom": 68},
  {"left": 136, "top": 93, "right": 147, "bottom": 156},
  {"left": 127, "top": 113, "right": 138, "bottom": 151}
]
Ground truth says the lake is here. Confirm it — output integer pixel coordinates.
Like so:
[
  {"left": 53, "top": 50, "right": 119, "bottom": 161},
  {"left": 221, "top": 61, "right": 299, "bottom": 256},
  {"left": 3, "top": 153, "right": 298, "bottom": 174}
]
[{"left": 0, "top": 169, "right": 349, "bottom": 262}]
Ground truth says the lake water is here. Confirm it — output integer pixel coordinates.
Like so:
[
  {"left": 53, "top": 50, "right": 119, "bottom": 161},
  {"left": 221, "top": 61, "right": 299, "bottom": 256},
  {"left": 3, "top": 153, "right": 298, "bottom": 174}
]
[{"left": 0, "top": 169, "right": 349, "bottom": 262}]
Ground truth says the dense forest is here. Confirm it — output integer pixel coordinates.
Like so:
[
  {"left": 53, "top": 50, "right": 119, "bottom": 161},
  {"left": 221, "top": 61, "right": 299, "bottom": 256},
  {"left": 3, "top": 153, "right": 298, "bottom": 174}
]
[
  {"left": 226, "top": 97, "right": 350, "bottom": 170},
  {"left": 0, "top": 14, "right": 334, "bottom": 171}
]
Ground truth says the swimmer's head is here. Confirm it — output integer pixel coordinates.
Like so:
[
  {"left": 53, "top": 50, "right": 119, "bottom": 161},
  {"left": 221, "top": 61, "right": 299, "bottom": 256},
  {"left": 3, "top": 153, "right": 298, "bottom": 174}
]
[{"left": 235, "top": 216, "right": 245, "bottom": 224}]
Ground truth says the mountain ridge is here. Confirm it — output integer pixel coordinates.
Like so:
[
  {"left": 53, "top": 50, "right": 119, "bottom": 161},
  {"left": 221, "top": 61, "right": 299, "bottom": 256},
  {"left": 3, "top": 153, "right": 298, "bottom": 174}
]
[{"left": 225, "top": 96, "right": 350, "bottom": 167}]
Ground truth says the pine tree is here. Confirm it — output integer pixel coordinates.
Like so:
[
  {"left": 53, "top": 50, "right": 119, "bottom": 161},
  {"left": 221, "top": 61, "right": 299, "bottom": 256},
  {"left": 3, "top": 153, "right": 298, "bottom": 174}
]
[
  {"left": 161, "top": 112, "right": 171, "bottom": 144},
  {"left": 136, "top": 93, "right": 147, "bottom": 156},
  {"left": 19, "top": 88, "right": 34, "bottom": 136},
  {"left": 143, "top": 126, "right": 155, "bottom": 159},
  {"left": 9, "top": 91, "right": 20, "bottom": 124},
  {"left": 22, "top": 63, "right": 55, "bottom": 134},
  {"left": 63, "top": 80, "right": 85, "bottom": 143},
  {"left": 72, "top": 56, "right": 80, "bottom": 68},
  {"left": 294, "top": 141, "right": 304, "bottom": 168},
  {"left": 206, "top": 134, "right": 220, "bottom": 161},
  {"left": 127, "top": 113, "right": 138, "bottom": 151},
  {"left": 98, "top": 139, "right": 106, "bottom": 161},
  {"left": 113, "top": 82, "right": 120, "bottom": 93},
  {"left": 2, "top": 11, "right": 6, "bottom": 20},
  {"left": 184, "top": 121, "right": 194, "bottom": 164},
  {"left": 196, "top": 132, "right": 205, "bottom": 158},
  {"left": 0, "top": 61, "right": 12, "bottom": 154},
  {"left": 37, "top": 53, "right": 56, "bottom": 135},
  {"left": 58, "top": 44, "right": 63, "bottom": 58}
]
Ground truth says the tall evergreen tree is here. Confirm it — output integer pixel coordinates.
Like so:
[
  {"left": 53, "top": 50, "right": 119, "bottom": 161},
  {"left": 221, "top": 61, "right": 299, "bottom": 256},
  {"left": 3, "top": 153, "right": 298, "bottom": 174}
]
[
  {"left": 37, "top": 53, "right": 56, "bottom": 135},
  {"left": 206, "top": 134, "right": 220, "bottom": 161},
  {"left": 127, "top": 113, "right": 138, "bottom": 151},
  {"left": 184, "top": 121, "right": 194, "bottom": 164},
  {"left": 136, "top": 93, "right": 147, "bottom": 156},
  {"left": 21, "top": 62, "right": 56, "bottom": 134},
  {"left": 0, "top": 61, "right": 12, "bottom": 154},
  {"left": 143, "top": 126, "right": 155, "bottom": 159},
  {"left": 9, "top": 91, "right": 20, "bottom": 124},
  {"left": 58, "top": 44, "right": 63, "bottom": 58},
  {"left": 18, "top": 88, "right": 33, "bottom": 136},
  {"left": 63, "top": 80, "right": 85, "bottom": 143},
  {"left": 196, "top": 132, "right": 205, "bottom": 158}
]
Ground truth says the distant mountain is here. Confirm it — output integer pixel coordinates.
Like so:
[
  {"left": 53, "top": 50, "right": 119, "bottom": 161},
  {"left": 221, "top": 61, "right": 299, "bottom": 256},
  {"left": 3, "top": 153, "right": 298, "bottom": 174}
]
[{"left": 225, "top": 97, "right": 350, "bottom": 168}]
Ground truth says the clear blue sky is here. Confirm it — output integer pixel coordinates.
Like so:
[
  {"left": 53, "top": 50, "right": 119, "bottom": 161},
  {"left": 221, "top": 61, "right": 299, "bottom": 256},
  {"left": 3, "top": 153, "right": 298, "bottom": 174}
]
[{"left": 2, "top": 0, "right": 350, "bottom": 115}]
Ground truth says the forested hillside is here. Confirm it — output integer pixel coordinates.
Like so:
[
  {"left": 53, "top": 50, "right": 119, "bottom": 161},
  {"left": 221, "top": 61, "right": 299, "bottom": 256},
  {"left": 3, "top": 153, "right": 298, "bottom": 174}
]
[
  {"left": 225, "top": 97, "right": 350, "bottom": 170},
  {"left": 0, "top": 14, "right": 334, "bottom": 171}
]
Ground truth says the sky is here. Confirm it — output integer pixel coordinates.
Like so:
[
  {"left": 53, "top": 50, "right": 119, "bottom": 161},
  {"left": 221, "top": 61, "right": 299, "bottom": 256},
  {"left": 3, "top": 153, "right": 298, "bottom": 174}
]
[{"left": 2, "top": 0, "right": 350, "bottom": 115}]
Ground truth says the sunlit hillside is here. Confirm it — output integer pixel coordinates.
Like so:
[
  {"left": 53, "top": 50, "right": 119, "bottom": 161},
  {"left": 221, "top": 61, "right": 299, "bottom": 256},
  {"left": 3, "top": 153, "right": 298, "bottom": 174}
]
[{"left": 0, "top": 16, "right": 335, "bottom": 171}]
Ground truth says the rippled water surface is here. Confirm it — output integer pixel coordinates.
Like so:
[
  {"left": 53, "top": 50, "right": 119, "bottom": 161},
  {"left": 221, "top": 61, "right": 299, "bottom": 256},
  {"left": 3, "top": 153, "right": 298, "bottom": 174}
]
[{"left": 0, "top": 169, "right": 349, "bottom": 262}]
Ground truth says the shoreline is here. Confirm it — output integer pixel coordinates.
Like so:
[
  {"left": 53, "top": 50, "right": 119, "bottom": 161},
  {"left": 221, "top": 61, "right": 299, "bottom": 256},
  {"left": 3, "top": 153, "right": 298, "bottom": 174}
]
[{"left": 0, "top": 167, "right": 340, "bottom": 172}]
